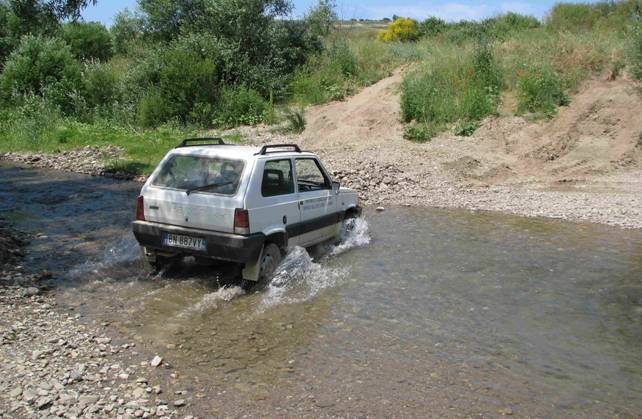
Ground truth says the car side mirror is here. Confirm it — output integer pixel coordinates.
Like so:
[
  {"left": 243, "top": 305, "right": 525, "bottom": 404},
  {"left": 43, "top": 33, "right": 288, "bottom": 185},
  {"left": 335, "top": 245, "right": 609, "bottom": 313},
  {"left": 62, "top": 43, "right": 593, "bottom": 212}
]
[{"left": 332, "top": 181, "right": 340, "bottom": 195}]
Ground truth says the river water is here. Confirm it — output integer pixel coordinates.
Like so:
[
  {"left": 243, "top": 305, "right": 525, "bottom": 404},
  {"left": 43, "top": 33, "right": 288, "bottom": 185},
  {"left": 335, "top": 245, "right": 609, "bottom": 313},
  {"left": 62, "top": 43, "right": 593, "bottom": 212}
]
[{"left": 1, "top": 163, "right": 641, "bottom": 416}]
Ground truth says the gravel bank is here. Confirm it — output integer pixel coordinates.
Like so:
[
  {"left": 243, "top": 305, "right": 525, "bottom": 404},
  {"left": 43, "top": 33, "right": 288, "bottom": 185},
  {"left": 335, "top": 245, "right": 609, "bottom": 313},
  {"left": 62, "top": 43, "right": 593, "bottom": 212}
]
[
  {"left": 2, "top": 145, "right": 641, "bottom": 229},
  {"left": 0, "top": 223, "right": 197, "bottom": 418}
]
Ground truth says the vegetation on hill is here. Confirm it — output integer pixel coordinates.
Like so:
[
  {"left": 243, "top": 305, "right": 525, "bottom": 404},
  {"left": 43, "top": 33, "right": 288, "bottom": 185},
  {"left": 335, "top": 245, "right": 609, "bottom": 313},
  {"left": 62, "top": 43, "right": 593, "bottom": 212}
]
[{"left": 0, "top": 0, "right": 640, "bottom": 169}]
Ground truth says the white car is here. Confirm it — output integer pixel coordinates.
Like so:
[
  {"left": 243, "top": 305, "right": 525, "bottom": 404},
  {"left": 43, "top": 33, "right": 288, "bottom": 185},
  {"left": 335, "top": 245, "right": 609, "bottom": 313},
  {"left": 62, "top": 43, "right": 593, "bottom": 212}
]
[{"left": 132, "top": 138, "right": 361, "bottom": 287}]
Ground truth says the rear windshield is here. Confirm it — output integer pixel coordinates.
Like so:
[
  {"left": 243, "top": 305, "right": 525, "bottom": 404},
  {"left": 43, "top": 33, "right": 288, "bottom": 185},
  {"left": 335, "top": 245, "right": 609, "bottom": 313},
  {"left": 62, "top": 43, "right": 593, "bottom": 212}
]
[{"left": 151, "top": 155, "right": 245, "bottom": 195}]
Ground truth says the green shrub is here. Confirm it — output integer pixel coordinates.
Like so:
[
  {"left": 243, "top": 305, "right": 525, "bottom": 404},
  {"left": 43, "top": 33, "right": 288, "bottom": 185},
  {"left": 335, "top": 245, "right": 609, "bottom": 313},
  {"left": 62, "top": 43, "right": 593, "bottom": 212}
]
[
  {"left": 546, "top": 1, "right": 640, "bottom": 33},
  {"left": 401, "top": 42, "right": 501, "bottom": 137},
  {"left": 213, "top": 87, "right": 272, "bottom": 127},
  {"left": 403, "top": 123, "right": 436, "bottom": 142},
  {"left": 516, "top": 64, "right": 569, "bottom": 117},
  {"left": 284, "top": 108, "right": 306, "bottom": 133},
  {"left": 0, "top": 35, "right": 81, "bottom": 114},
  {"left": 81, "top": 62, "right": 120, "bottom": 111},
  {"left": 454, "top": 120, "right": 480, "bottom": 136},
  {"left": 419, "top": 17, "right": 447, "bottom": 38},
  {"left": 62, "top": 22, "right": 113, "bottom": 61},
  {"left": 137, "top": 89, "right": 171, "bottom": 127},
  {"left": 0, "top": 94, "right": 62, "bottom": 149}
]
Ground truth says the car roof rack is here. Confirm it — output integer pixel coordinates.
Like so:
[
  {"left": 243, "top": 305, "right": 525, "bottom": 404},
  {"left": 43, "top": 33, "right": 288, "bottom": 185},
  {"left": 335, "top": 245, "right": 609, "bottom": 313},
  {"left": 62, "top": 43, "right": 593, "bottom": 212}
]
[
  {"left": 255, "top": 144, "right": 302, "bottom": 155},
  {"left": 176, "top": 137, "right": 226, "bottom": 148}
]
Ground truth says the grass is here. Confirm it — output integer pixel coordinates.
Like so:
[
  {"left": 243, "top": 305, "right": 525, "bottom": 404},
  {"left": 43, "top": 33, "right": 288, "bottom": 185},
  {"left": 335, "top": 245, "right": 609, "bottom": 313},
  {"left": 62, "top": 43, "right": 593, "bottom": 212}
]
[
  {"left": 399, "top": 16, "right": 630, "bottom": 135},
  {"left": 0, "top": 116, "right": 244, "bottom": 175}
]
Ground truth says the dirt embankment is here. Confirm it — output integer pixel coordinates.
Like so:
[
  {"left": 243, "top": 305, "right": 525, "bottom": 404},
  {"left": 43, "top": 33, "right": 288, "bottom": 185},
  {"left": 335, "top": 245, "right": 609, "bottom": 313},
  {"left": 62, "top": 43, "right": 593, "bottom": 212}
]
[{"left": 232, "top": 69, "right": 642, "bottom": 229}]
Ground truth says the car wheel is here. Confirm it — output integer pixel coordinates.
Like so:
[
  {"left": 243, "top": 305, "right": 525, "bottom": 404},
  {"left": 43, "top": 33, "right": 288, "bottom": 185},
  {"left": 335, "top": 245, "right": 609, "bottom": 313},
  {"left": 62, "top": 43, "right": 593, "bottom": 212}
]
[
  {"left": 259, "top": 243, "right": 282, "bottom": 281},
  {"left": 241, "top": 243, "right": 282, "bottom": 292}
]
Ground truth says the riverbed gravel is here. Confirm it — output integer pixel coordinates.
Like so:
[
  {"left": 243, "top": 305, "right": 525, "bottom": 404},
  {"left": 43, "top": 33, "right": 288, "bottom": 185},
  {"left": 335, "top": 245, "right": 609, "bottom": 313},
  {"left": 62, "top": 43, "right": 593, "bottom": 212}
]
[{"left": 0, "top": 226, "right": 196, "bottom": 419}]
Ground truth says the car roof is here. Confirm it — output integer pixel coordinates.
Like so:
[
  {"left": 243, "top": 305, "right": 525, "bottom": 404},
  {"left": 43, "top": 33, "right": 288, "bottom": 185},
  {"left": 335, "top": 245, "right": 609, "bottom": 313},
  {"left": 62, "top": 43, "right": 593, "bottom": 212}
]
[{"left": 169, "top": 145, "right": 317, "bottom": 160}]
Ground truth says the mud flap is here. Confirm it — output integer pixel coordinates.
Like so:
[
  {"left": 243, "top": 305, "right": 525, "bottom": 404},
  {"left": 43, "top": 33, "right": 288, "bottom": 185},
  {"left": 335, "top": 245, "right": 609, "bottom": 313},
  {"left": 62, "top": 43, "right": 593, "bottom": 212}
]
[{"left": 241, "top": 245, "right": 264, "bottom": 282}]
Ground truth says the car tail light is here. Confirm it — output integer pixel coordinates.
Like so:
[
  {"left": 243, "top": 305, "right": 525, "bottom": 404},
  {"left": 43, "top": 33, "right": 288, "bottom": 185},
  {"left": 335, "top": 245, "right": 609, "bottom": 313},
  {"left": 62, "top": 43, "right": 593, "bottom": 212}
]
[
  {"left": 136, "top": 196, "right": 145, "bottom": 221},
  {"left": 234, "top": 208, "right": 249, "bottom": 234}
]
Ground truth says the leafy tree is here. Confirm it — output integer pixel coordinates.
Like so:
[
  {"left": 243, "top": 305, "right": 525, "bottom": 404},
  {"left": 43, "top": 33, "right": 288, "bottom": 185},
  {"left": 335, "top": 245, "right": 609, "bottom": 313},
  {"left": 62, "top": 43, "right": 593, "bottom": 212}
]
[
  {"left": 305, "top": 0, "right": 337, "bottom": 37},
  {"left": 0, "top": 35, "right": 81, "bottom": 113},
  {"left": 378, "top": 17, "right": 420, "bottom": 42},
  {"left": 63, "top": 21, "right": 112, "bottom": 61},
  {"left": 111, "top": 9, "right": 143, "bottom": 54}
]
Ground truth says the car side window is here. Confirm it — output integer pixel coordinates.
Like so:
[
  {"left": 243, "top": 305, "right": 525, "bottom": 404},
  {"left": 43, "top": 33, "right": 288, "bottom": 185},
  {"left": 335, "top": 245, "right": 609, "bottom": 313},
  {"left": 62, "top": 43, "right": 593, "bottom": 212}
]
[
  {"left": 261, "top": 159, "right": 294, "bottom": 197},
  {"left": 296, "top": 158, "right": 330, "bottom": 192}
]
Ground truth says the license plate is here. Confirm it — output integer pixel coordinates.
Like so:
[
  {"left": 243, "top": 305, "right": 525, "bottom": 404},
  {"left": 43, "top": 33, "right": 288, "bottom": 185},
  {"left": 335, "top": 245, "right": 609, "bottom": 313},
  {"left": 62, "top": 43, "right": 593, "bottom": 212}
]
[{"left": 162, "top": 232, "right": 207, "bottom": 251}]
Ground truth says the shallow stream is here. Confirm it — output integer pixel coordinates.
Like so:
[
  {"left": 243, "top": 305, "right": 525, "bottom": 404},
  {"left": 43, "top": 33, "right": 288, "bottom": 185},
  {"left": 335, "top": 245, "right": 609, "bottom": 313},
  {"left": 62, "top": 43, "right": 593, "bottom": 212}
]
[{"left": 1, "top": 163, "right": 641, "bottom": 416}]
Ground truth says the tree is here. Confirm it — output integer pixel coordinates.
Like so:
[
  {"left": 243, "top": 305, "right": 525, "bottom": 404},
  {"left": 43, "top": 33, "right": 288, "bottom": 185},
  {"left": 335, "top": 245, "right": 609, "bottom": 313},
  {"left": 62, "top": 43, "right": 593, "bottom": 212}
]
[
  {"left": 63, "top": 21, "right": 112, "bottom": 61},
  {"left": 111, "top": 9, "right": 143, "bottom": 54},
  {"left": 305, "top": 0, "right": 337, "bottom": 37},
  {"left": 0, "top": 35, "right": 81, "bottom": 113}
]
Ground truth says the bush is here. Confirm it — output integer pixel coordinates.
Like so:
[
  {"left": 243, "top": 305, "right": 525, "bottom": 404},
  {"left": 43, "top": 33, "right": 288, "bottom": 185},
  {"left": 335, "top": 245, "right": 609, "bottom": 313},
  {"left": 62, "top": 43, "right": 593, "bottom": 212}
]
[
  {"left": 516, "top": 64, "right": 569, "bottom": 117},
  {"left": 0, "top": 94, "right": 62, "bottom": 149},
  {"left": 419, "top": 17, "right": 447, "bottom": 38},
  {"left": 401, "top": 42, "right": 501, "bottom": 137},
  {"left": 213, "top": 87, "right": 272, "bottom": 127},
  {"left": 130, "top": 35, "right": 219, "bottom": 125},
  {"left": 403, "top": 123, "right": 436, "bottom": 142},
  {"left": 62, "top": 22, "right": 113, "bottom": 61},
  {"left": 81, "top": 61, "right": 120, "bottom": 111},
  {"left": 379, "top": 17, "right": 421, "bottom": 42},
  {"left": 546, "top": 1, "right": 640, "bottom": 32},
  {"left": 137, "top": 89, "right": 170, "bottom": 127},
  {"left": 0, "top": 35, "right": 81, "bottom": 114},
  {"left": 284, "top": 108, "right": 306, "bottom": 133}
]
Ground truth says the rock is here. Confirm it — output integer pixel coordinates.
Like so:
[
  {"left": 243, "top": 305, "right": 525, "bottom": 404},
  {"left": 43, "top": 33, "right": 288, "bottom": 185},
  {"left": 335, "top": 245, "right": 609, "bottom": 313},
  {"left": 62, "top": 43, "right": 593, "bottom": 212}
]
[
  {"left": 35, "top": 396, "right": 52, "bottom": 410},
  {"left": 95, "top": 337, "right": 111, "bottom": 344},
  {"left": 376, "top": 206, "right": 385, "bottom": 212},
  {"left": 173, "top": 399, "right": 186, "bottom": 407},
  {"left": 8, "top": 387, "right": 22, "bottom": 398},
  {"left": 499, "top": 407, "right": 514, "bottom": 416},
  {"left": 22, "top": 287, "right": 40, "bottom": 297},
  {"left": 150, "top": 356, "right": 163, "bottom": 368}
]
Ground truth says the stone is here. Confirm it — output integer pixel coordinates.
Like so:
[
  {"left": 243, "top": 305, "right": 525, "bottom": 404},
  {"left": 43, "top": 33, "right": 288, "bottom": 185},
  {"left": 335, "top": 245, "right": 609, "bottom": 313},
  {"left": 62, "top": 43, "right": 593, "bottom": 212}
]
[
  {"left": 35, "top": 396, "right": 52, "bottom": 410},
  {"left": 22, "top": 287, "right": 40, "bottom": 297},
  {"left": 8, "top": 387, "right": 22, "bottom": 398},
  {"left": 173, "top": 399, "right": 186, "bottom": 407},
  {"left": 150, "top": 356, "right": 163, "bottom": 368},
  {"left": 376, "top": 206, "right": 386, "bottom": 212}
]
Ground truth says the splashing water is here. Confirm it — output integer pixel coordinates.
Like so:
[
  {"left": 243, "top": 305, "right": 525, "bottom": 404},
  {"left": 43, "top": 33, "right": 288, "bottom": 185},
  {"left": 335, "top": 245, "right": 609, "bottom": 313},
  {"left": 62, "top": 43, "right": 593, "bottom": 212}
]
[
  {"left": 178, "top": 286, "right": 245, "bottom": 317},
  {"left": 256, "top": 217, "right": 370, "bottom": 310},
  {"left": 68, "top": 236, "right": 141, "bottom": 281},
  {"left": 258, "top": 247, "right": 348, "bottom": 310},
  {"left": 330, "top": 217, "right": 371, "bottom": 256}
]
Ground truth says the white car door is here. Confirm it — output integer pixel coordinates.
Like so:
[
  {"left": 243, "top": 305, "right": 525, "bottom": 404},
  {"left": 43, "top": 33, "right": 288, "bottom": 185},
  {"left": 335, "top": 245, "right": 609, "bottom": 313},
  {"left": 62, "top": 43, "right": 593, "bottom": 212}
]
[{"left": 291, "top": 157, "right": 339, "bottom": 247}]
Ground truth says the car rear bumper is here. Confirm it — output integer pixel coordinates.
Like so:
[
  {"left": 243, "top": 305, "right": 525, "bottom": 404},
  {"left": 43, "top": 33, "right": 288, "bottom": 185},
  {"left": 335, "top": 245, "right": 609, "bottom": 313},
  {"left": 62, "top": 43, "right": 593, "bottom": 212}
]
[{"left": 132, "top": 221, "right": 264, "bottom": 264}]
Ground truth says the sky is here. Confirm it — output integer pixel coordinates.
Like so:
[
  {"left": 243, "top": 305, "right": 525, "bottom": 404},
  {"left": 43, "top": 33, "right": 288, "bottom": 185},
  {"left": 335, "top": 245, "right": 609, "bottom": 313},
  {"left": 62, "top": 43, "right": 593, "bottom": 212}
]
[{"left": 81, "top": 1, "right": 591, "bottom": 27}]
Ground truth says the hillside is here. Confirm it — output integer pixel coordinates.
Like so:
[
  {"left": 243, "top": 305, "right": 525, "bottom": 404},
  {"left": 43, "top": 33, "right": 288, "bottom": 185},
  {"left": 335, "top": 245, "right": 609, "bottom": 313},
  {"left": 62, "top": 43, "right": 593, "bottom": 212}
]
[{"left": 233, "top": 69, "right": 642, "bottom": 228}]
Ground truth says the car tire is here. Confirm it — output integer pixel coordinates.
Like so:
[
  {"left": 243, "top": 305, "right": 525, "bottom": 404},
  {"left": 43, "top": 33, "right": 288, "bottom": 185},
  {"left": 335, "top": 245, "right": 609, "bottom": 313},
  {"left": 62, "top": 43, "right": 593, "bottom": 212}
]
[
  {"left": 259, "top": 243, "right": 282, "bottom": 280},
  {"left": 240, "top": 243, "right": 282, "bottom": 292}
]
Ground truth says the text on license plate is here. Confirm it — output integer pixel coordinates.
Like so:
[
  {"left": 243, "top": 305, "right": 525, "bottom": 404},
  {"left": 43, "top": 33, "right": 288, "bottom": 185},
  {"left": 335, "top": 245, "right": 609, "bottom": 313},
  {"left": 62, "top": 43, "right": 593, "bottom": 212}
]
[{"left": 162, "top": 232, "right": 207, "bottom": 251}]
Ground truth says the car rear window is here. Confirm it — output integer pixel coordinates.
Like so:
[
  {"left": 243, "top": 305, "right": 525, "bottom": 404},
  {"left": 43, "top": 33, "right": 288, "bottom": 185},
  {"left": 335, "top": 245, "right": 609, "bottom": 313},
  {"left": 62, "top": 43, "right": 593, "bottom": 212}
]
[{"left": 151, "top": 155, "right": 245, "bottom": 195}]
